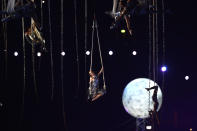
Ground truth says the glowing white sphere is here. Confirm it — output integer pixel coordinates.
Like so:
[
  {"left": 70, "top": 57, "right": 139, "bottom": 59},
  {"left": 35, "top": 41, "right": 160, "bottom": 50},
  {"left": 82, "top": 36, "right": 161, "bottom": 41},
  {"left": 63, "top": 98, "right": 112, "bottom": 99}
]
[
  {"left": 14, "top": 51, "right": 18, "bottom": 56},
  {"left": 109, "top": 50, "right": 113, "bottom": 55},
  {"left": 185, "top": 76, "right": 189, "bottom": 80},
  {"left": 132, "top": 51, "right": 137, "bottom": 56},
  {"left": 161, "top": 66, "right": 167, "bottom": 72},
  {"left": 61, "top": 51, "right": 66, "bottom": 56},
  {"left": 122, "top": 78, "right": 163, "bottom": 118},
  {"left": 37, "top": 52, "right": 42, "bottom": 57},
  {"left": 86, "top": 51, "right": 90, "bottom": 55}
]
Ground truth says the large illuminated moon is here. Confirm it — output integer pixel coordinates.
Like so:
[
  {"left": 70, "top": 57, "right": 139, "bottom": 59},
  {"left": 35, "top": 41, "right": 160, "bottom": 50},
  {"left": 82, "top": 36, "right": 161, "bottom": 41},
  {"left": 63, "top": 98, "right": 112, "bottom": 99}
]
[{"left": 122, "top": 78, "right": 163, "bottom": 118}]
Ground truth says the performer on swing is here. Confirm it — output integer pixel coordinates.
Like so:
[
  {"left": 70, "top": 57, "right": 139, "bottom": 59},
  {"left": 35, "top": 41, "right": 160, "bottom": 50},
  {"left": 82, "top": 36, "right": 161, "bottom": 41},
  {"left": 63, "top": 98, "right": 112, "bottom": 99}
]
[
  {"left": 146, "top": 85, "right": 160, "bottom": 125},
  {"left": 88, "top": 67, "right": 106, "bottom": 101}
]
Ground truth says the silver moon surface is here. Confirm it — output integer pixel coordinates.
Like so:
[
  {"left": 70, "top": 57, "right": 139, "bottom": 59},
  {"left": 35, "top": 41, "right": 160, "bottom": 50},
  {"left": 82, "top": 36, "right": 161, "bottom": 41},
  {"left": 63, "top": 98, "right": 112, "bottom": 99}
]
[{"left": 122, "top": 78, "right": 163, "bottom": 118}]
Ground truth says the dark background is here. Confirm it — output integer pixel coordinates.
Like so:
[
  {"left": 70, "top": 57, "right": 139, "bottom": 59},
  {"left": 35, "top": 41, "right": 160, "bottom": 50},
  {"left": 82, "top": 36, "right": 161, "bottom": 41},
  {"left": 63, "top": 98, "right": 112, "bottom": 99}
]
[{"left": 0, "top": 0, "right": 197, "bottom": 131}]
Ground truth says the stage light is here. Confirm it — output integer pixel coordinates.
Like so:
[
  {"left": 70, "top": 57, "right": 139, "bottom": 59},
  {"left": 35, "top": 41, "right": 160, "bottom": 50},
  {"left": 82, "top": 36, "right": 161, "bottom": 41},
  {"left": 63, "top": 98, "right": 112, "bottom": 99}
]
[
  {"left": 190, "top": 128, "right": 192, "bottom": 131},
  {"left": 146, "top": 125, "right": 152, "bottom": 130},
  {"left": 109, "top": 50, "right": 113, "bottom": 55},
  {"left": 0, "top": 102, "right": 3, "bottom": 107},
  {"left": 14, "top": 51, "right": 18, "bottom": 56},
  {"left": 86, "top": 51, "right": 90, "bottom": 55},
  {"left": 61, "top": 51, "right": 65, "bottom": 56},
  {"left": 121, "top": 29, "right": 126, "bottom": 34},
  {"left": 42, "top": 0, "right": 45, "bottom": 3},
  {"left": 161, "top": 66, "right": 167, "bottom": 72},
  {"left": 185, "top": 76, "right": 189, "bottom": 80},
  {"left": 132, "top": 51, "right": 137, "bottom": 56},
  {"left": 37, "top": 52, "right": 42, "bottom": 57}
]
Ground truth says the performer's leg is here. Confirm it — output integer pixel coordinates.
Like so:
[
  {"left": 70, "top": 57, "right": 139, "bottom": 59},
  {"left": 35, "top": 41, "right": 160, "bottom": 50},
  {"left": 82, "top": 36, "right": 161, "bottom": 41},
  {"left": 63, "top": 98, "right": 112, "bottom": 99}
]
[
  {"left": 112, "top": 0, "right": 119, "bottom": 14},
  {"left": 124, "top": 15, "right": 132, "bottom": 36}
]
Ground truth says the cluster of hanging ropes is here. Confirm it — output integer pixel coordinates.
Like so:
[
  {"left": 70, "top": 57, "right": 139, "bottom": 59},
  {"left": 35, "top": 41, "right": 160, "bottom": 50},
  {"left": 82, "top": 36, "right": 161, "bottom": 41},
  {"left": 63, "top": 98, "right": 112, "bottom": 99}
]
[{"left": 0, "top": 0, "right": 166, "bottom": 130}]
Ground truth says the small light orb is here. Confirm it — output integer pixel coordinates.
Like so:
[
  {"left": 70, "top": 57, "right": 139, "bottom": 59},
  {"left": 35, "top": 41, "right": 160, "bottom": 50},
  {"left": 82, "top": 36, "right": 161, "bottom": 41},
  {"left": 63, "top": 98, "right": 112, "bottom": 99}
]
[
  {"left": 86, "top": 51, "right": 90, "bottom": 55},
  {"left": 109, "top": 50, "right": 113, "bottom": 55},
  {"left": 42, "top": 0, "right": 45, "bottom": 3},
  {"left": 37, "top": 52, "right": 42, "bottom": 57},
  {"left": 146, "top": 125, "right": 152, "bottom": 130},
  {"left": 185, "top": 76, "right": 189, "bottom": 80},
  {"left": 121, "top": 29, "right": 126, "bottom": 34},
  {"left": 14, "top": 51, "right": 18, "bottom": 56},
  {"left": 61, "top": 51, "right": 66, "bottom": 56},
  {"left": 161, "top": 66, "right": 167, "bottom": 72},
  {"left": 132, "top": 51, "right": 137, "bottom": 56}
]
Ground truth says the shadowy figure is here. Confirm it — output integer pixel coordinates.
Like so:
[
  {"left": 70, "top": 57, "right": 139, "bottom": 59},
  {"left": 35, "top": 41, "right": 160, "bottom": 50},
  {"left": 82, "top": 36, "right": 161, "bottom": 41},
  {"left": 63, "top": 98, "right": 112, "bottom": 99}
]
[
  {"left": 146, "top": 86, "right": 160, "bottom": 126},
  {"left": 88, "top": 68, "right": 106, "bottom": 101}
]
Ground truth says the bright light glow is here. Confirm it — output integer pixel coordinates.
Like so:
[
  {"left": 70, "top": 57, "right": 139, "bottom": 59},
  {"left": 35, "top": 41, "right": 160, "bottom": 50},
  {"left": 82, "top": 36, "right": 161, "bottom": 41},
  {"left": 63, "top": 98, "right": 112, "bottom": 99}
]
[
  {"left": 121, "top": 29, "right": 126, "bottom": 34},
  {"left": 14, "top": 51, "right": 18, "bottom": 56},
  {"left": 132, "top": 51, "right": 137, "bottom": 56},
  {"left": 42, "top": 0, "right": 45, "bottom": 3},
  {"left": 61, "top": 51, "right": 66, "bottom": 56},
  {"left": 185, "top": 76, "right": 189, "bottom": 80},
  {"left": 109, "top": 50, "right": 113, "bottom": 55},
  {"left": 161, "top": 66, "right": 167, "bottom": 72},
  {"left": 0, "top": 102, "right": 3, "bottom": 107},
  {"left": 37, "top": 52, "right": 42, "bottom": 57},
  {"left": 146, "top": 125, "right": 152, "bottom": 130},
  {"left": 190, "top": 128, "right": 192, "bottom": 131},
  {"left": 86, "top": 51, "right": 90, "bottom": 55}
]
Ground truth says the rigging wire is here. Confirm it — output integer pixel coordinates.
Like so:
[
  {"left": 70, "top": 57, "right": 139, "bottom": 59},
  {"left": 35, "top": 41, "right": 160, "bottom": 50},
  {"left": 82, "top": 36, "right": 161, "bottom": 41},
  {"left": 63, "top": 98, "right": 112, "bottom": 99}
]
[
  {"left": 2, "top": 0, "right": 8, "bottom": 80},
  {"left": 31, "top": 0, "right": 39, "bottom": 102},
  {"left": 95, "top": 19, "right": 106, "bottom": 90},
  {"left": 74, "top": 0, "right": 80, "bottom": 98},
  {"left": 161, "top": 0, "right": 166, "bottom": 91},
  {"left": 47, "top": 0, "right": 55, "bottom": 101},
  {"left": 84, "top": 0, "right": 88, "bottom": 94},
  {"left": 155, "top": 0, "right": 159, "bottom": 82},
  {"left": 20, "top": 0, "right": 26, "bottom": 128},
  {"left": 60, "top": 0, "right": 66, "bottom": 128}
]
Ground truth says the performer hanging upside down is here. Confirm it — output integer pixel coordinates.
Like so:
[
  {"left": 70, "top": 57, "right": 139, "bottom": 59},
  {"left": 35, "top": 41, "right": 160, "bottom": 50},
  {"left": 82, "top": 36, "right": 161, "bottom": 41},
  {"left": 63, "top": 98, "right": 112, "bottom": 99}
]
[
  {"left": 146, "top": 86, "right": 160, "bottom": 125},
  {"left": 106, "top": 0, "right": 145, "bottom": 36},
  {"left": 88, "top": 68, "right": 106, "bottom": 101},
  {"left": 1, "top": 0, "right": 46, "bottom": 49}
]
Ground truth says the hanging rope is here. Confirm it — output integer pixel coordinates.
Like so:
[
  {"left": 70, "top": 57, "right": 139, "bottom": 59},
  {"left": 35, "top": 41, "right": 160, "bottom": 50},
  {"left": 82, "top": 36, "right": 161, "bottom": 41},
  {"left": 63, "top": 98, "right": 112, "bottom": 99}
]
[
  {"left": 2, "top": 0, "right": 8, "bottom": 80},
  {"left": 161, "top": 0, "right": 166, "bottom": 91},
  {"left": 47, "top": 0, "right": 55, "bottom": 101},
  {"left": 84, "top": 0, "right": 88, "bottom": 91},
  {"left": 74, "top": 0, "right": 80, "bottom": 98},
  {"left": 95, "top": 19, "right": 106, "bottom": 90},
  {"left": 20, "top": 0, "right": 26, "bottom": 128},
  {"left": 90, "top": 16, "right": 106, "bottom": 91},
  {"left": 30, "top": 0, "right": 39, "bottom": 102},
  {"left": 60, "top": 0, "right": 66, "bottom": 128}
]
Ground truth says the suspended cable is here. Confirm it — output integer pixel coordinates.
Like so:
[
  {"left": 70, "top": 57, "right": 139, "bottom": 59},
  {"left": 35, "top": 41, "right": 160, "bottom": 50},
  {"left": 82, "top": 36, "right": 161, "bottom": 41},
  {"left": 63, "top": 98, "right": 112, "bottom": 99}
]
[
  {"left": 95, "top": 20, "right": 106, "bottom": 90},
  {"left": 60, "top": 0, "right": 66, "bottom": 128},
  {"left": 74, "top": 0, "right": 80, "bottom": 98},
  {"left": 161, "top": 0, "right": 166, "bottom": 91},
  {"left": 20, "top": 0, "right": 26, "bottom": 128},
  {"left": 47, "top": 0, "right": 55, "bottom": 101},
  {"left": 155, "top": 0, "right": 159, "bottom": 82},
  {"left": 152, "top": 0, "right": 156, "bottom": 83},
  {"left": 2, "top": 0, "right": 8, "bottom": 80},
  {"left": 31, "top": 0, "right": 39, "bottom": 102},
  {"left": 84, "top": 0, "right": 88, "bottom": 94}
]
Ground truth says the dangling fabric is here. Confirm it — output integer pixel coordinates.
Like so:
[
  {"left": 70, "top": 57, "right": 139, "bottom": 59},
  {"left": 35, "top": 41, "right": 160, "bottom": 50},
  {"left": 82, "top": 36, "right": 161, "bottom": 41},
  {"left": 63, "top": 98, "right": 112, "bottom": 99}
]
[{"left": 88, "top": 17, "right": 106, "bottom": 102}]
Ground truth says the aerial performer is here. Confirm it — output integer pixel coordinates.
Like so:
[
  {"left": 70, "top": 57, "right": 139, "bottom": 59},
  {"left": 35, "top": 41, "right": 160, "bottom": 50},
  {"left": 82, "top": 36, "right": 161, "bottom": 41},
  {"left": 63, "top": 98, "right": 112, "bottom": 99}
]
[
  {"left": 106, "top": 0, "right": 146, "bottom": 36},
  {"left": 88, "top": 67, "right": 106, "bottom": 101},
  {"left": 146, "top": 86, "right": 160, "bottom": 125},
  {"left": 1, "top": 0, "right": 45, "bottom": 48}
]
